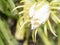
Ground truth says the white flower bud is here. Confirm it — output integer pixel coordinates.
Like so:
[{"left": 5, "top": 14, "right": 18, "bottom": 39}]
[{"left": 29, "top": 2, "right": 50, "bottom": 29}]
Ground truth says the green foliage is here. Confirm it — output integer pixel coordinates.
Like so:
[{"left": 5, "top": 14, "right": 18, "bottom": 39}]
[
  {"left": 0, "top": 19, "right": 18, "bottom": 45},
  {"left": 0, "top": 0, "right": 18, "bottom": 19}
]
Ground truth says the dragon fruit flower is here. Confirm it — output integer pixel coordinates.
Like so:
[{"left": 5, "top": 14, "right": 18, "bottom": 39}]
[{"left": 29, "top": 2, "right": 50, "bottom": 29}]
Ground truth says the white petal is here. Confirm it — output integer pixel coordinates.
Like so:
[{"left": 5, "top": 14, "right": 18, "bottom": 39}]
[
  {"left": 29, "top": 3, "right": 50, "bottom": 29},
  {"left": 34, "top": 3, "right": 50, "bottom": 24},
  {"left": 29, "top": 3, "right": 36, "bottom": 17}
]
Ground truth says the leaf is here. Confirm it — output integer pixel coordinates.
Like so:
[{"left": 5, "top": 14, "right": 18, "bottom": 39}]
[
  {"left": 0, "top": 37, "right": 4, "bottom": 45},
  {"left": 56, "top": 23, "right": 60, "bottom": 45},
  {"left": 0, "top": 19, "right": 18, "bottom": 45}
]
